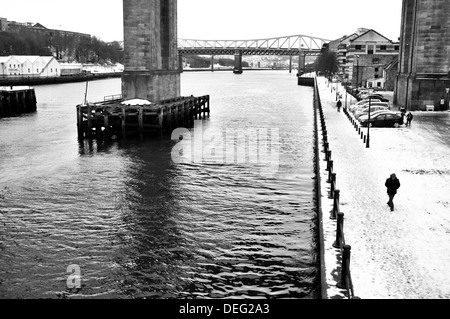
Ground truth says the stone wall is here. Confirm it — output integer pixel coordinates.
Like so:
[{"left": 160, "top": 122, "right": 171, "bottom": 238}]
[{"left": 122, "top": 0, "right": 180, "bottom": 102}]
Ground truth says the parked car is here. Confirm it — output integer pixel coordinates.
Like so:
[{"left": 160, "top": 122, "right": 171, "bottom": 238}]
[
  {"left": 354, "top": 105, "right": 390, "bottom": 119},
  {"left": 349, "top": 98, "right": 383, "bottom": 112},
  {"left": 358, "top": 110, "right": 404, "bottom": 127},
  {"left": 351, "top": 102, "right": 390, "bottom": 114},
  {"left": 359, "top": 93, "right": 389, "bottom": 102}
]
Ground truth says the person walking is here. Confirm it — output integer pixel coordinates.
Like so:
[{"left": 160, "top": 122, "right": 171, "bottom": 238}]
[
  {"left": 406, "top": 112, "right": 413, "bottom": 126},
  {"left": 385, "top": 173, "right": 400, "bottom": 211},
  {"left": 336, "top": 99, "right": 342, "bottom": 112}
]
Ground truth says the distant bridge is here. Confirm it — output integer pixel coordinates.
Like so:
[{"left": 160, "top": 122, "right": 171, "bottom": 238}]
[{"left": 177, "top": 34, "right": 330, "bottom": 56}]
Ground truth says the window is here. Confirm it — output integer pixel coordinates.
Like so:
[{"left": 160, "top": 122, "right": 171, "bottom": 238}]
[
  {"left": 36, "top": 69, "right": 39, "bottom": 72},
  {"left": 28, "top": 68, "right": 30, "bottom": 73},
  {"left": 375, "top": 75, "right": 379, "bottom": 79},
  {"left": 51, "top": 68, "right": 53, "bottom": 72},
  {"left": 367, "top": 45, "right": 374, "bottom": 55},
  {"left": 375, "top": 67, "right": 379, "bottom": 72},
  {"left": 380, "top": 45, "right": 387, "bottom": 51},
  {"left": 394, "top": 46, "right": 399, "bottom": 51},
  {"left": 355, "top": 45, "right": 362, "bottom": 50}
]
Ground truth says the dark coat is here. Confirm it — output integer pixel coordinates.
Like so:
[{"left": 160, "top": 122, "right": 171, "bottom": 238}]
[
  {"left": 385, "top": 177, "right": 400, "bottom": 195},
  {"left": 337, "top": 100, "right": 342, "bottom": 108}
]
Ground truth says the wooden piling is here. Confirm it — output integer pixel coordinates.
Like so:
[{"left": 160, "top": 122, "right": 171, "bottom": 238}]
[
  {"left": 75, "top": 95, "right": 210, "bottom": 140},
  {"left": 0, "top": 87, "right": 37, "bottom": 118}
]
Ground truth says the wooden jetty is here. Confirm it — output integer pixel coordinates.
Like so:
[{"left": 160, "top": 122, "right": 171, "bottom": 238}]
[
  {"left": 0, "top": 86, "right": 37, "bottom": 118},
  {"left": 76, "top": 95, "right": 210, "bottom": 139}
]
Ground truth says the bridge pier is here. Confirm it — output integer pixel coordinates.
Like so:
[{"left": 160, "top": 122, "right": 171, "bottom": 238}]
[
  {"left": 298, "top": 51, "right": 306, "bottom": 75},
  {"left": 122, "top": 0, "right": 181, "bottom": 102},
  {"left": 289, "top": 56, "right": 293, "bottom": 73},
  {"left": 179, "top": 55, "right": 184, "bottom": 73},
  {"left": 233, "top": 50, "right": 243, "bottom": 74},
  {"left": 211, "top": 55, "right": 214, "bottom": 72}
]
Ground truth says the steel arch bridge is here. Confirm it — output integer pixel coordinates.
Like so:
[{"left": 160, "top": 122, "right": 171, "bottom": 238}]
[{"left": 177, "top": 34, "right": 330, "bottom": 56}]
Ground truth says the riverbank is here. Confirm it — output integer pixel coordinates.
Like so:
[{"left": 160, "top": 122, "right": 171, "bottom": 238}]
[
  {"left": 317, "top": 76, "right": 450, "bottom": 299},
  {"left": 0, "top": 72, "right": 122, "bottom": 86}
]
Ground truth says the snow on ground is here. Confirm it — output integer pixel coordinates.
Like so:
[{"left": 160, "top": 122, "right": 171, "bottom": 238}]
[{"left": 317, "top": 76, "right": 450, "bottom": 299}]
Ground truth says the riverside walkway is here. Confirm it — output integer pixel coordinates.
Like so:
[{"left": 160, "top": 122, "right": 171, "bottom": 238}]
[{"left": 316, "top": 76, "right": 450, "bottom": 299}]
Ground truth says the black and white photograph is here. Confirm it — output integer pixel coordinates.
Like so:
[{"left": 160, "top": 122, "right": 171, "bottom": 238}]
[{"left": 0, "top": 0, "right": 449, "bottom": 309}]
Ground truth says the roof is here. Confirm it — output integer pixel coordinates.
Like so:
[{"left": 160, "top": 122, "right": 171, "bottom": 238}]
[
  {"left": 13, "top": 56, "right": 42, "bottom": 63},
  {"left": 33, "top": 23, "right": 47, "bottom": 29},
  {"left": 350, "top": 29, "right": 394, "bottom": 43},
  {"left": 384, "top": 57, "right": 399, "bottom": 71}
]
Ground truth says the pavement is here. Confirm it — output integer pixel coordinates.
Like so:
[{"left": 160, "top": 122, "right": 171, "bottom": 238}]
[{"left": 317, "top": 76, "right": 450, "bottom": 299}]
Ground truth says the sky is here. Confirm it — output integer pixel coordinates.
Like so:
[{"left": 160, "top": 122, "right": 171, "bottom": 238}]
[{"left": 0, "top": 0, "right": 403, "bottom": 42}]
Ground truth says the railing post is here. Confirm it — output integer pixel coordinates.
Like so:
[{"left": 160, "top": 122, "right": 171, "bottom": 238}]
[
  {"left": 332, "top": 212, "right": 344, "bottom": 249},
  {"left": 337, "top": 245, "right": 352, "bottom": 290},
  {"left": 327, "top": 161, "right": 334, "bottom": 181},
  {"left": 331, "top": 189, "right": 340, "bottom": 219},
  {"left": 330, "top": 173, "right": 336, "bottom": 198}
]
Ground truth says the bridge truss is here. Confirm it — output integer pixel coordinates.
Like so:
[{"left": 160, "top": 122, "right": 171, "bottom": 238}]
[{"left": 177, "top": 34, "right": 330, "bottom": 56}]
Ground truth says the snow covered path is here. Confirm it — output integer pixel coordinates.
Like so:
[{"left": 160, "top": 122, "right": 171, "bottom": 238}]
[{"left": 317, "top": 77, "right": 450, "bottom": 299}]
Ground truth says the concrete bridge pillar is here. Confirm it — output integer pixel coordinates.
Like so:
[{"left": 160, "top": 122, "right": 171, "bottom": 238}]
[
  {"left": 298, "top": 52, "right": 306, "bottom": 75},
  {"left": 122, "top": 0, "right": 181, "bottom": 102},
  {"left": 233, "top": 50, "right": 243, "bottom": 74},
  {"left": 211, "top": 55, "right": 215, "bottom": 72},
  {"left": 178, "top": 55, "right": 184, "bottom": 73}
]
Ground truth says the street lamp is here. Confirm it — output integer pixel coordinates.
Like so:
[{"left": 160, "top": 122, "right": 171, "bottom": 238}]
[
  {"left": 446, "top": 88, "right": 450, "bottom": 110},
  {"left": 354, "top": 55, "right": 360, "bottom": 90},
  {"left": 366, "top": 89, "right": 373, "bottom": 148}
]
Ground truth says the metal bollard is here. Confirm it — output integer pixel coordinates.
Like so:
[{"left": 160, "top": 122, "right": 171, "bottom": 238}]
[
  {"left": 332, "top": 212, "right": 345, "bottom": 249},
  {"left": 327, "top": 161, "right": 334, "bottom": 181},
  {"left": 363, "top": 135, "right": 366, "bottom": 144},
  {"left": 330, "top": 173, "right": 336, "bottom": 198},
  {"left": 330, "top": 189, "right": 340, "bottom": 219},
  {"left": 337, "top": 245, "right": 352, "bottom": 290}
]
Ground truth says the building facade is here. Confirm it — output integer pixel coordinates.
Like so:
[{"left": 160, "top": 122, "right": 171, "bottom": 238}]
[
  {"left": 0, "top": 55, "right": 60, "bottom": 77},
  {"left": 331, "top": 29, "right": 399, "bottom": 89},
  {"left": 394, "top": 0, "right": 450, "bottom": 111},
  {"left": 0, "top": 18, "right": 90, "bottom": 40}
]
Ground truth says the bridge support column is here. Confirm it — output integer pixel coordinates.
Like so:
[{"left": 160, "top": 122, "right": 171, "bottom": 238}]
[
  {"left": 298, "top": 51, "right": 306, "bottom": 76},
  {"left": 211, "top": 55, "right": 214, "bottom": 72},
  {"left": 233, "top": 50, "right": 243, "bottom": 74},
  {"left": 289, "top": 56, "right": 293, "bottom": 74},
  {"left": 122, "top": 0, "right": 181, "bottom": 102},
  {"left": 179, "top": 55, "right": 184, "bottom": 73}
]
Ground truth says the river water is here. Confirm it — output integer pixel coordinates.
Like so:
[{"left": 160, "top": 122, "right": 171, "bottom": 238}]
[{"left": 0, "top": 71, "right": 319, "bottom": 299}]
